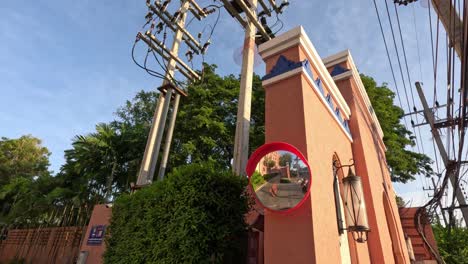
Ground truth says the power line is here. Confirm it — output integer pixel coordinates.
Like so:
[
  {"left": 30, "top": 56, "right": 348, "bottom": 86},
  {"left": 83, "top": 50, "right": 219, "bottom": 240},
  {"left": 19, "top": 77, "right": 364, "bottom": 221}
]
[
  {"left": 394, "top": 2, "right": 426, "bottom": 154},
  {"left": 412, "top": 4, "right": 424, "bottom": 81},
  {"left": 384, "top": 0, "right": 423, "bottom": 154},
  {"left": 428, "top": 1, "right": 441, "bottom": 107},
  {"left": 394, "top": 3, "right": 418, "bottom": 111},
  {"left": 450, "top": 0, "right": 468, "bottom": 225},
  {"left": 384, "top": 0, "right": 413, "bottom": 114},
  {"left": 371, "top": 0, "right": 410, "bottom": 133}
]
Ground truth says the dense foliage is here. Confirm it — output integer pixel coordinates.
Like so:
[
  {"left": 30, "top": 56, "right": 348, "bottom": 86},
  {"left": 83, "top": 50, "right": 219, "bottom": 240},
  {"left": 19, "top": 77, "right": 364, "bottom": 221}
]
[
  {"left": 0, "top": 135, "right": 50, "bottom": 185},
  {"left": 360, "top": 74, "right": 434, "bottom": 183},
  {"left": 169, "top": 64, "right": 264, "bottom": 170},
  {"left": 263, "top": 158, "right": 276, "bottom": 169},
  {"left": 433, "top": 224, "right": 468, "bottom": 264},
  {"left": 0, "top": 66, "right": 264, "bottom": 227},
  {"left": 104, "top": 162, "right": 250, "bottom": 264},
  {"left": 250, "top": 171, "right": 265, "bottom": 190},
  {"left": 279, "top": 153, "right": 292, "bottom": 167},
  {"left": 0, "top": 136, "right": 55, "bottom": 225}
]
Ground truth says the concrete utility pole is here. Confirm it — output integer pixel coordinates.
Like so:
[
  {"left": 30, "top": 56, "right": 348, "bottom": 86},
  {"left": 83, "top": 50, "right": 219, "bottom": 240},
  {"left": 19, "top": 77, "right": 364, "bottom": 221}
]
[
  {"left": 233, "top": 0, "right": 258, "bottom": 176},
  {"left": 415, "top": 82, "right": 468, "bottom": 224},
  {"left": 431, "top": 0, "right": 464, "bottom": 58},
  {"left": 136, "top": 1, "right": 190, "bottom": 185},
  {"left": 158, "top": 90, "right": 181, "bottom": 180},
  {"left": 135, "top": 0, "right": 283, "bottom": 182}
]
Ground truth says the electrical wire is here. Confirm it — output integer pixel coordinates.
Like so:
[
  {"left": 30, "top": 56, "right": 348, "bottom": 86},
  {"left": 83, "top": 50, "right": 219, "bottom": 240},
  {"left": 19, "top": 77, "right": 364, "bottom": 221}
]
[
  {"left": 428, "top": 0, "right": 441, "bottom": 108},
  {"left": 271, "top": 12, "right": 284, "bottom": 35},
  {"left": 384, "top": 0, "right": 422, "bottom": 154},
  {"left": 204, "top": 4, "right": 223, "bottom": 39},
  {"left": 371, "top": 0, "right": 410, "bottom": 133},
  {"left": 449, "top": 0, "right": 468, "bottom": 227},
  {"left": 415, "top": 166, "right": 450, "bottom": 263},
  {"left": 394, "top": 2, "right": 426, "bottom": 154},
  {"left": 132, "top": 40, "right": 166, "bottom": 79},
  {"left": 394, "top": 4, "right": 419, "bottom": 111},
  {"left": 412, "top": 4, "right": 424, "bottom": 81}
]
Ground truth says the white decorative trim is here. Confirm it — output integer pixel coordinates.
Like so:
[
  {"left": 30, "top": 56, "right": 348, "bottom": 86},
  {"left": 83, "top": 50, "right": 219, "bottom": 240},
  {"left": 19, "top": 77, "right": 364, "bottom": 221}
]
[
  {"left": 258, "top": 26, "right": 351, "bottom": 118},
  {"left": 331, "top": 70, "right": 352, "bottom": 81},
  {"left": 322, "top": 49, "right": 349, "bottom": 66},
  {"left": 323, "top": 50, "right": 385, "bottom": 140},
  {"left": 262, "top": 67, "right": 303, "bottom": 87},
  {"left": 302, "top": 69, "right": 353, "bottom": 142},
  {"left": 262, "top": 66, "right": 353, "bottom": 142},
  {"left": 258, "top": 27, "right": 303, "bottom": 59}
]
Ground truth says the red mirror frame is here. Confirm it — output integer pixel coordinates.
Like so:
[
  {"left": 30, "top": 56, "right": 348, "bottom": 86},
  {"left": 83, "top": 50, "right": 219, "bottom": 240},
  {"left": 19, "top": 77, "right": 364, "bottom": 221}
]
[{"left": 246, "top": 142, "right": 312, "bottom": 214}]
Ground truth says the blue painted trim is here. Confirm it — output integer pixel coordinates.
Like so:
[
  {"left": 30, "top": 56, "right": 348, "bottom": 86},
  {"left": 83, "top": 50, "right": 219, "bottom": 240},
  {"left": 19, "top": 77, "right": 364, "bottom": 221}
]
[
  {"left": 330, "top": 65, "right": 350, "bottom": 77},
  {"left": 343, "top": 120, "right": 351, "bottom": 134},
  {"left": 315, "top": 77, "right": 324, "bottom": 95},
  {"left": 303, "top": 60, "right": 314, "bottom": 80},
  {"left": 262, "top": 55, "right": 309, "bottom": 81},
  {"left": 325, "top": 94, "right": 334, "bottom": 110},
  {"left": 261, "top": 54, "right": 352, "bottom": 138},
  {"left": 335, "top": 107, "right": 343, "bottom": 123}
]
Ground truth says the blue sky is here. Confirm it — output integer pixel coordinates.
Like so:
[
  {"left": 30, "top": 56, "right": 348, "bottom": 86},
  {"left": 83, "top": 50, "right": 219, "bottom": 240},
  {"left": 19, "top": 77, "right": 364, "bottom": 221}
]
[{"left": 0, "top": 0, "right": 454, "bottom": 205}]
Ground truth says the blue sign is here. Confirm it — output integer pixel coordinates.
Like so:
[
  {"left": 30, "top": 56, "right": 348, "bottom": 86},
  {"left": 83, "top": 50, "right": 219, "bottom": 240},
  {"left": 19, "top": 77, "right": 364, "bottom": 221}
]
[{"left": 87, "top": 225, "right": 106, "bottom": 245}]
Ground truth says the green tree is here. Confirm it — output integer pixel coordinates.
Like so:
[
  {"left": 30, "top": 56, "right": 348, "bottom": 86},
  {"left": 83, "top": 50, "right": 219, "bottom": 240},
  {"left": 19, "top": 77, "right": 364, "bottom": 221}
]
[
  {"left": 264, "top": 158, "right": 276, "bottom": 169},
  {"left": 169, "top": 64, "right": 264, "bottom": 170},
  {"left": 395, "top": 195, "right": 405, "bottom": 208},
  {"left": 0, "top": 175, "right": 60, "bottom": 226},
  {"left": 38, "top": 65, "right": 262, "bottom": 222},
  {"left": 279, "top": 153, "right": 292, "bottom": 167},
  {"left": 433, "top": 224, "right": 468, "bottom": 263},
  {"left": 57, "top": 123, "right": 134, "bottom": 207},
  {"left": 0, "top": 135, "right": 53, "bottom": 225},
  {"left": 360, "top": 74, "right": 434, "bottom": 183},
  {"left": 104, "top": 162, "right": 250, "bottom": 264},
  {"left": 0, "top": 135, "right": 50, "bottom": 185},
  {"left": 110, "top": 64, "right": 264, "bottom": 174}
]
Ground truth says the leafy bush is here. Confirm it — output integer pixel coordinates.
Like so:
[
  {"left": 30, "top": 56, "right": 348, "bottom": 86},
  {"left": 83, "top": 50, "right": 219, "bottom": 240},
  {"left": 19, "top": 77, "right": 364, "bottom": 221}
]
[
  {"left": 250, "top": 172, "right": 265, "bottom": 190},
  {"left": 433, "top": 224, "right": 468, "bottom": 264},
  {"left": 104, "top": 162, "right": 250, "bottom": 264}
]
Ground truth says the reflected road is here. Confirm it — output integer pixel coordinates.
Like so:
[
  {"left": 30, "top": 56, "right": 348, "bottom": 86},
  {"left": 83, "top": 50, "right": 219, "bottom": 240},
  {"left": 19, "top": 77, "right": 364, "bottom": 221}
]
[{"left": 255, "top": 176, "right": 306, "bottom": 211}]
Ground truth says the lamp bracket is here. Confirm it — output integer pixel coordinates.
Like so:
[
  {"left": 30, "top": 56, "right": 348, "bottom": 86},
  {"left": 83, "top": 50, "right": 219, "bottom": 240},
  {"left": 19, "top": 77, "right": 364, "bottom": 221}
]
[{"left": 333, "top": 159, "right": 355, "bottom": 169}]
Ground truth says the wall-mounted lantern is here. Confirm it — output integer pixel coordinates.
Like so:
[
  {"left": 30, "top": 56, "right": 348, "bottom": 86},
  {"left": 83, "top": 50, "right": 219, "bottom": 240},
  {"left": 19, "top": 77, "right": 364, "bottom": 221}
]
[{"left": 337, "top": 161, "right": 370, "bottom": 243}]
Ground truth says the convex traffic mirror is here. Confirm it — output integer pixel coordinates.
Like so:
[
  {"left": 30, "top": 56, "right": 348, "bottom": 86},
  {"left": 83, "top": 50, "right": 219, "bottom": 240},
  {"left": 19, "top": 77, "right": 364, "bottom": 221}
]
[{"left": 246, "top": 142, "right": 311, "bottom": 213}]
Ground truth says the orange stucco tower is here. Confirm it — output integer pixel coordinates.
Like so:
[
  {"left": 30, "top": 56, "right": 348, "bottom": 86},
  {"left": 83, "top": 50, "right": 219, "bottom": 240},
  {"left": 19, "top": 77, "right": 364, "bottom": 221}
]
[{"left": 255, "top": 26, "right": 410, "bottom": 264}]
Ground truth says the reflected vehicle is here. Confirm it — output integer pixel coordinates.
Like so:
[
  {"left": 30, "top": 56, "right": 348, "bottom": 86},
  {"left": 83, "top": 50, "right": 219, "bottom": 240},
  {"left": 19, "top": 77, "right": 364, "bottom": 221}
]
[{"left": 250, "top": 150, "right": 311, "bottom": 211}]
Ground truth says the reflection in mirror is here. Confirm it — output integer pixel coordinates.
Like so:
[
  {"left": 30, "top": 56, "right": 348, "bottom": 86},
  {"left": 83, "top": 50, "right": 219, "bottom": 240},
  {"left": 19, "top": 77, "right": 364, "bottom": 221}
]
[{"left": 250, "top": 150, "right": 311, "bottom": 211}]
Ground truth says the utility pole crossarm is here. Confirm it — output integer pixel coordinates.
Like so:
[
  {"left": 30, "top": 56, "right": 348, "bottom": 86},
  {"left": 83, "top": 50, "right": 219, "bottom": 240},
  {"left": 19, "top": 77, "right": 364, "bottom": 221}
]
[
  {"left": 135, "top": 0, "right": 288, "bottom": 183},
  {"left": 219, "top": 0, "right": 248, "bottom": 27},
  {"left": 144, "top": 31, "right": 201, "bottom": 80},
  {"left": 148, "top": 3, "right": 204, "bottom": 53},
  {"left": 137, "top": 32, "right": 200, "bottom": 81},
  {"left": 234, "top": 0, "right": 272, "bottom": 40}
]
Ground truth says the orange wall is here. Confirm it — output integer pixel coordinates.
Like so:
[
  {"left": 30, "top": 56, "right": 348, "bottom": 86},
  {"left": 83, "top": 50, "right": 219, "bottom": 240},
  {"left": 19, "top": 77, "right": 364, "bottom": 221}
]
[
  {"left": 259, "top": 26, "right": 410, "bottom": 264},
  {"left": 262, "top": 51, "right": 363, "bottom": 264},
  {"left": 335, "top": 76, "right": 409, "bottom": 264}
]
